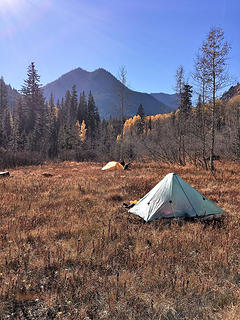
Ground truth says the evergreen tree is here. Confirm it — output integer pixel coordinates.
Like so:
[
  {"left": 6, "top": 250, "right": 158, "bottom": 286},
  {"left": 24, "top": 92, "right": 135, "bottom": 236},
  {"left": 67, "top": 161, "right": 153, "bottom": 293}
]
[
  {"left": 56, "top": 98, "right": 60, "bottom": 109},
  {"left": 179, "top": 84, "right": 192, "bottom": 115},
  {"left": 49, "top": 93, "right": 55, "bottom": 110},
  {"left": 11, "top": 102, "right": 22, "bottom": 151},
  {"left": 2, "top": 108, "right": 12, "bottom": 148},
  {"left": 0, "top": 77, "right": 8, "bottom": 112},
  {"left": 21, "top": 62, "right": 45, "bottom": 136},
  {"left": 11, "top": 97, "right": 25, "bottom": 151},
  {"left": 87, "top": 91, "right": 99, "bottom": 143},
  {"left": 63, "top": 90, "right": 71, "bottom": 125},
  {"left": 137, "top": 104, "right": 145, "bottom": 118},
  {"left": 46, "top": 100, "right": 58, "bottom": 158},
  {"left": 0, "top": 77, "right": 9, "bottom": 147},
  {"left": 178, "top": 83, "right": 193, "bottom": 165},
  {"left": 70, "top": 85, "right": 78, "bottom": 125},
  {"left": 78, "top": 91, "right": 88, "bottom": 124}
]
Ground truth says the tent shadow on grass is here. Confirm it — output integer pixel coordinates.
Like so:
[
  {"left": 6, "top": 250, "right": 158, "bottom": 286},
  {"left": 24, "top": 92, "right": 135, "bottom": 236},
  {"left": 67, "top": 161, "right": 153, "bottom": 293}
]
[{"left": 126, "top": 211, "right": 226, "bottom": 229}]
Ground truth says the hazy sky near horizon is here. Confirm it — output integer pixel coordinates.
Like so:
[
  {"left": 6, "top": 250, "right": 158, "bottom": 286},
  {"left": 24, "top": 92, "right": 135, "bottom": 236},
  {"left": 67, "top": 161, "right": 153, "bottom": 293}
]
[{"left": 1, "top": 0, "right": 240, "bottom": 94}]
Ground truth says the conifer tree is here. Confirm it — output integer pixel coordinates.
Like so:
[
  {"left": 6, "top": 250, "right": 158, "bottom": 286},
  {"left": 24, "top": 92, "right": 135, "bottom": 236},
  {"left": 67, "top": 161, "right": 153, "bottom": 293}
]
[
  {"left": 70, "top": 85, "right": 78, "bottom": 125},
  {"left": 49, "top": 93, "right": 55, "bottom": 110},
  {"left": 78, "top": 91, "right": 88, "bottom": 124},
  {"left": 87, "top": 91, "right": 99, "bottom": 142},
  {"left": 0, "top": 77, "right": 9, "bottom": 147},
  {"left": 21, "top": 62, "right": 45, "bottom": 136},
  {"left": 137, "top": 104, "right": 145, "bottom": 118},
  {"left": 11, "top": 97, "right": 25, "bottom": 151},
  {"left": 178, "top": 83, "right": 193, "bottom": 165},
  {"left": 179, "top": 84, "right": 192, "bottom": 115},
  {"left": 46, "top": 99, "right": 58, "bottom": 158},
  {"left": 2, "top": 108, "right": 12, "bottom": 148},
  {"left": 63, "top": 90, "right": 71, "bottom": 125}
]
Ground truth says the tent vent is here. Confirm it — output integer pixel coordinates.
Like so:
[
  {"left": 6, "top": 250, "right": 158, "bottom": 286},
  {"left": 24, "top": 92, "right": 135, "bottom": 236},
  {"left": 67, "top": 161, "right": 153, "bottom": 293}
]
[{"left": 169, "top": 200, "right": 172, "bottom": 203}]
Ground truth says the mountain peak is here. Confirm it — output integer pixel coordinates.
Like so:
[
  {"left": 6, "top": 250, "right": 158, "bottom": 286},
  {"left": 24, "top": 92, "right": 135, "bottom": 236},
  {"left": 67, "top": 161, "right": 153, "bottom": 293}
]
[
  {"left": 42, "top": 67, "right": 171, "bottom": 118},
  {"left": 93, "top": 67, "right": 108, "bottom": 73},
  {"left": 221, "top": 83, "right": 240, "bottom": 102}
]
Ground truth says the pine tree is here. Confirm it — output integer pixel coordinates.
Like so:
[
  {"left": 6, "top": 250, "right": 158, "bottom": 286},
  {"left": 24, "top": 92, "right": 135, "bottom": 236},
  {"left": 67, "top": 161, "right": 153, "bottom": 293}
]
[
  {"left": 179, "top": 84, "right": 192, "bottom": 115},
  {"left": 2, "top": 108, "right": 12, "bottom": 148},
  {"left": 56, "top": 98, "right": 60, "bottom": 109},
  {"left": 87, "top": 91, "right": 99, "bottom": 143},
  {"left": 178, "top": 83, "right": 193, "bottom": 165},
  {"left": 0, "top": 77, "right": 9, "bottom": 147},
  {"left": 63, "top": 90, "right": 71, "bottom": 125},
  {"left": 46, "top": 99, "right": 58, "bottom": 158},
  {"left": 21, "top": 62, "right": 45, "bottom": 136},
  {"left": 11, "top": 97, "right": 25, "bottom": 151},
  {"left": 78, "top": 91, "right": 88, "bottom": 124},
  {"left": 49, "top": 93, "right": 55, "bottom": 110},
  {"left": 137, "top": 104, "right": 145, "bottom": 118},
  {"left": 70, "top": 85, "right": 78, "bottom": 125}
]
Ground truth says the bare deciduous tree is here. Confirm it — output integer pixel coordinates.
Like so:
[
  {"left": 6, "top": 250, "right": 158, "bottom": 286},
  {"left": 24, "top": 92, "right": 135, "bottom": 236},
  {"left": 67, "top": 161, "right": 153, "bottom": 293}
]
[
  {"left": 200, "top": 27, "right": 231, "bottom": 170},
  {"left": 117, "top": 66, "right": 128, "bottom": 134}
]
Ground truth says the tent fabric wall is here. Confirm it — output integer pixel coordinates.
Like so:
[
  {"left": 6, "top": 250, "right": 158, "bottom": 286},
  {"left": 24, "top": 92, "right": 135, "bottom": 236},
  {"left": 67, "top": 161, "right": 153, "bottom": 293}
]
[{"left": 129, "top": 173, "right": 224, "bottom": 221}]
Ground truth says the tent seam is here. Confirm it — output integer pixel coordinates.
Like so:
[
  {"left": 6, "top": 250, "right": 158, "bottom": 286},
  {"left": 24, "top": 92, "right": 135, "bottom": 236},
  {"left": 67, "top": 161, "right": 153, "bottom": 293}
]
[{"left": 175, "top": 175, "right": 198, "bottom": 216}]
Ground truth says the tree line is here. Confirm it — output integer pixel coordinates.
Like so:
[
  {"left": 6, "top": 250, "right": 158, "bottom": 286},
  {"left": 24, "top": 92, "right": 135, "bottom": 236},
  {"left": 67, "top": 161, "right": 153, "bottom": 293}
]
[
  {"left": 118, "top": 27, "right": 240, "bottom": 170},
  {"left": 0, "top": 62, "right": 127, "bottom": 167},
  {"left": 0, "top": 27, "right": 239, "bottom": 169}
]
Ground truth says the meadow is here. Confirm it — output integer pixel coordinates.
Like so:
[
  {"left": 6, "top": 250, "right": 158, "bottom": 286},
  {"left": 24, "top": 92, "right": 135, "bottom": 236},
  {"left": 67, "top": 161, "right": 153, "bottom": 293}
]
[{"left": 0, "top": 160, "right": 239, "bottom": 319}]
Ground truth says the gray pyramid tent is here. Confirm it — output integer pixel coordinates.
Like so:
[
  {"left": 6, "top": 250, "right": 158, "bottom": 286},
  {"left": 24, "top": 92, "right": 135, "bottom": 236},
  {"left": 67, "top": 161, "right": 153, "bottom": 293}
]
[{"left": 129, "top": 173, "right": 224, "bottom": 221}]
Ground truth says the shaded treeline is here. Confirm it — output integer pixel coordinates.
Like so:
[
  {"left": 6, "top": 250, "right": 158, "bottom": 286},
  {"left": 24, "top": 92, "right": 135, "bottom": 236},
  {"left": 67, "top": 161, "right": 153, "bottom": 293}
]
[{"left": 0, "top": 63, "right": 125, "bottom": 168}]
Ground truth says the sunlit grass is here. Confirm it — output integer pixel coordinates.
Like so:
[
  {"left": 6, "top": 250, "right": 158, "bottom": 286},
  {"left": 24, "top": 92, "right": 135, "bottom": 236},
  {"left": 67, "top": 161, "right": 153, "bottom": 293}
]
[{"left": 0, "top": 160, "right": 239, "bottom": 319}]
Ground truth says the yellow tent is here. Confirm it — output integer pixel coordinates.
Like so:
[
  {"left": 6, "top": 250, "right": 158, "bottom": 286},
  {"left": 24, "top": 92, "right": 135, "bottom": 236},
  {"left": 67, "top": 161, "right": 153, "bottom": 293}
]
[{"left": 101, "top": 161, "right": 124, "bottom": 171}]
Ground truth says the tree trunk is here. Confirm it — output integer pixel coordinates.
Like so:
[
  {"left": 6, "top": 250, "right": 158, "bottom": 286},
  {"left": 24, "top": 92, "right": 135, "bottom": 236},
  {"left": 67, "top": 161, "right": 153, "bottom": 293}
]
[
  {"left": 182, "top": 135, "right": 186, "bottom": 165},
  {"left": 210, "top": 75, "right": 216, "bottom": 171}
]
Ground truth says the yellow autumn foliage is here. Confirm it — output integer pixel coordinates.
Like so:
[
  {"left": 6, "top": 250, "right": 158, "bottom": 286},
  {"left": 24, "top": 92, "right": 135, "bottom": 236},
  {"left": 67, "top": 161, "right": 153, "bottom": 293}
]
[
  {"left": 80, "top": 120, "right": 87, "bottom": 143},
  {"left": 123, "top": 113, "right": 172, "bottom": 136}
]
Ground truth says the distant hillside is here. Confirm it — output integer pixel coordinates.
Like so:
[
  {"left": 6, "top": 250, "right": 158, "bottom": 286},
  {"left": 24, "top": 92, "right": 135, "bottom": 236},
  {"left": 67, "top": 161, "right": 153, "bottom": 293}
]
[
  {"left": 221, "top": 83, "right": 240, "bottom": 102},
  {"left": 42, "top": 68, "right": 170, "bottom": 118},
  {"left": 7, "top": 85, "right": 20, "bottom": 109},
  {"left": 150, "top": 92, "right": 179, "bottom": 111},
  {"left": 0, "top": 77, "right": 20, "bottom": 109}
]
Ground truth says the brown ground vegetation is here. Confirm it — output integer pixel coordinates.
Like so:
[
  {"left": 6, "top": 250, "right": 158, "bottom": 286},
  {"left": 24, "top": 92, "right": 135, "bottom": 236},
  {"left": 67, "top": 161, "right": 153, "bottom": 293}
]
[{"left": 0, "top": 160, "right": 239, "bottom": 319}]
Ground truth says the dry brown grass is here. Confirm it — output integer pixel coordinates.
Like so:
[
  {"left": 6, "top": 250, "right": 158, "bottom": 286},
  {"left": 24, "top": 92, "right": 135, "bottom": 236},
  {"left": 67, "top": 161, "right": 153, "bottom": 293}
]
[{"left": 0, "top": 160, "right": 239, "bottom": 319}]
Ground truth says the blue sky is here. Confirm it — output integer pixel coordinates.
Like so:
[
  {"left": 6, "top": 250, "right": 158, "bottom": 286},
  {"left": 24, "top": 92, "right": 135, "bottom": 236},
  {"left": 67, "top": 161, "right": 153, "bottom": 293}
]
[{"left": 1, "top": 0, "right": 239, "bottom": 94}]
